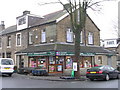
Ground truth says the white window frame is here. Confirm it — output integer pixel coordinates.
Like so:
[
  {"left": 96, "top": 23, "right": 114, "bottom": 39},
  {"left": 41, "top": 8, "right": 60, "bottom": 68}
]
[
  {"left": 29, "top": 32, "right": 33, "bottom": 44},
  {"left": 66, "top": 28, "right": 73, "bottom": 43},
  {"left": 41, "top": 29, "right": 46, "bottom": 43},
  {"left": 88, "top": 32, "right": 94, "bottom": 45},
  {"left": 80, "top": 31, "right": 83, "bottom": 43},
  {"left": 7, "top": 36, "right": 11, "bottom": 48},
  {"left": 16, "top": 33, "right": 22, "bottom": 46}
]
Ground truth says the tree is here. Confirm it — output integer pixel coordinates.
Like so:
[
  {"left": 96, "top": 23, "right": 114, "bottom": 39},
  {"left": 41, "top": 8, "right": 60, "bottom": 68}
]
[{"left": 38, "top": 0, "right": 113, "bottom": 79}]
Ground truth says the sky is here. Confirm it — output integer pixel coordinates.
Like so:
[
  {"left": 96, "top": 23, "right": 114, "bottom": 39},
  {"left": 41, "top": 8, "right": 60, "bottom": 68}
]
[{"left": 0, "top": 0, "right": 118, "bottom": 39}]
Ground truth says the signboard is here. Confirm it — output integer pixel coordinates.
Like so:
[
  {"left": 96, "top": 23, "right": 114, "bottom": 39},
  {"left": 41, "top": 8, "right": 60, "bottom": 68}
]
[
  {"left": 56, "top": 51, "right": 95, "bottom": 56},
  {"left": 27, "top": 51, "right": 95, "bottom": 56},
  {"left": 73, "top": 62, "right": 77, "bottom": 71},
  {"left": 27, "top": 52, "right": 55, "bottom": 56}
]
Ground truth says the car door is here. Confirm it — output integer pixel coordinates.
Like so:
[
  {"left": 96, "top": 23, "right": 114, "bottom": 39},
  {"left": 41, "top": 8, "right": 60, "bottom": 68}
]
[{"left": 107, "top": 66, "right": 117, "bottom": 78}]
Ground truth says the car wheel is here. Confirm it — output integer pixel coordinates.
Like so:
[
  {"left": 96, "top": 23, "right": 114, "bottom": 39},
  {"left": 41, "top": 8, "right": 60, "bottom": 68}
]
[
  {"left": 105, "top": 74, "right": 109, "bottom": 81},
  {"left": 116, "top": 74, "right": 120, "bottom": 79},
  {"left": 8, "top": 74, "right": 12, "bottom": 77},
  {"left": 90, "top": 79, "right": 94, "bottom": 81}
]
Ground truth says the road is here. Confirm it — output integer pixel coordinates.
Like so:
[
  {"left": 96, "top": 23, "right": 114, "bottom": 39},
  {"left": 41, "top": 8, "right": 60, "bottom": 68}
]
[{"left": 0, "top": 74, "right": 119, "bottom": 88}]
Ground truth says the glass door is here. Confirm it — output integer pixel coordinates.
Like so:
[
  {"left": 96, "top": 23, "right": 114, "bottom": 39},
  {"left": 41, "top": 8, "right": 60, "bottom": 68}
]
[{"left": 48, "top": 56, "right": 64, "bottom": 73}]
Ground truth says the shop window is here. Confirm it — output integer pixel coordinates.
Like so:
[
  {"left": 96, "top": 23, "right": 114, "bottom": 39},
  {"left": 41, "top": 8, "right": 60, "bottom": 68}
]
[
  {"left": 98, "top": 56, "right": 102, "bottom": 64},
  {"left": 38, "top": 57, "right": 46, "bottom": 69},
  {"left": 56, "top": 56, "right": 64, "bottom": 64},
  {"left": 49, "top": 56, "right": 55, "bottom": 64},
  {"left": 66, "top": 57, "right": 73, "bottom": 69},
  {"left": 49, "top": 65, "right": 56, "bottom": 72},
  {"left": 30, "top": 58, "right": 37, "bottom": 67},
  {"left": 80, "top": 57, "right": 92, "bottom": 68}
]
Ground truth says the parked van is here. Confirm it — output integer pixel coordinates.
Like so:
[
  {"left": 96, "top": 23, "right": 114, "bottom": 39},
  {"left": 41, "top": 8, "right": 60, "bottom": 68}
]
[{"left": 0, "top": 58, "right": 14, "bottom": 76}]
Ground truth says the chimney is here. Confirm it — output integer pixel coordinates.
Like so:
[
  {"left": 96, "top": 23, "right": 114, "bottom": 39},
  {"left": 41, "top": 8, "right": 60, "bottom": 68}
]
[
  {"left": 0, "top": 21, "right": 5, "bottom": 31},
  {"left": 23, "top": 10, "right": 30, "bottom": 15}
]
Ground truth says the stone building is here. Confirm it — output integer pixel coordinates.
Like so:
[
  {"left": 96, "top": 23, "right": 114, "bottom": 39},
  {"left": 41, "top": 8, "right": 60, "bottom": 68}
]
[{"left": 0, "top": 9, "right": 117, "bottom": 75}]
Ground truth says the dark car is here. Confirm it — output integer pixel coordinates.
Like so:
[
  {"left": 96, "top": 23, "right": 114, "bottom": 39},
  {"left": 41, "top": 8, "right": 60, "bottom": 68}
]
[{"left": 86, "top": 65, "right": 119, "bottom": 81}]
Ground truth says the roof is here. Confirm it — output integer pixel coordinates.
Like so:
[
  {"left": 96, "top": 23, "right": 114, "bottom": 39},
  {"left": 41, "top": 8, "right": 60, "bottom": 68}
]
[
  {"left": 1, "top": 25, "right": 17, "bottom": 35},
  {"left": 1, "top": 9, "right": 100, "bottom": 35},
  {"left": 16, "top": 43, "right": 116, "bottom": 55}
]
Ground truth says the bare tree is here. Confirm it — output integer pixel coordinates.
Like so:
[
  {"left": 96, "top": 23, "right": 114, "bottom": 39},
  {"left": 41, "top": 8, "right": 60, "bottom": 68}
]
[{"left": 38, "top": 0, "right": 113, "bottom": 79}]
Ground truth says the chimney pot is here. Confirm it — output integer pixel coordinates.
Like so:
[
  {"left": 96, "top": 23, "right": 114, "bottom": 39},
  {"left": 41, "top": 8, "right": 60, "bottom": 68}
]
[{"left": 23, "top": 10, "right": 30, "bottom": 15}]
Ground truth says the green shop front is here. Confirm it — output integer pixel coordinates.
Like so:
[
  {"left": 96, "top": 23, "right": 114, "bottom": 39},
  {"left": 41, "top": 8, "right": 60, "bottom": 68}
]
[{"left": 16, "top": 44, "right": 113, "bottom": 74}]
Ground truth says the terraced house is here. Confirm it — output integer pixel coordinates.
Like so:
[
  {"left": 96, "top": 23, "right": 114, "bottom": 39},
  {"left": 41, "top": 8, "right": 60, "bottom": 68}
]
[{"left": 0, "top": 8, "right": 117, "bottom": 75}]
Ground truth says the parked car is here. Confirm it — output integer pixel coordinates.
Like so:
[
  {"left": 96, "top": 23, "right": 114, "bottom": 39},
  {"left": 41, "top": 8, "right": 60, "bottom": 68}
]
[
  {"left": 0, "top": 58, "right": 14, "bottom": 77},
  {"left": 86, "top": 65, "right": 119, "bottom": 81}
]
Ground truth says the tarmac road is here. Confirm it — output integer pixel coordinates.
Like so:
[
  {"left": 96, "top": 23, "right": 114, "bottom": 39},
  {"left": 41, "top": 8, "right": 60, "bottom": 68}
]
[{"left": 1, "top": 73, "right": 119, "bottom": 88}]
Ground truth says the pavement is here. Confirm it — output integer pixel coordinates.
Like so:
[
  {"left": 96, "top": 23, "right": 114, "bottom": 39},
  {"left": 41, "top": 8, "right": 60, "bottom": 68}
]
[{"left": 13, "top": 73, "right": 88, "bottom": 81}]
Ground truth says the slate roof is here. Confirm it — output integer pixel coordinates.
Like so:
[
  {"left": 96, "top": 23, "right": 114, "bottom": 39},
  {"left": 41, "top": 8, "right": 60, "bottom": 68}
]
[
  {"left": 1, "top": 10, "right": 66, "bottom": 35},
  {"left": 1, "top": 25, "right": 17, "bottom": 35},
  {"left": 16, "top": 43, "right": 116, "bottom": 55}
]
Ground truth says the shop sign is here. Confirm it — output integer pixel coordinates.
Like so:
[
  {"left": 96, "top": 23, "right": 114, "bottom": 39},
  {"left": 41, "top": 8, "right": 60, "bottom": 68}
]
[
  {"left": 80, "top": 53, "right": 95, "bottom": 56},
  {"left": 56, "top": 52, "right": 95, "bottom": 56},
  {"left": 56, "top": 52, "right": 74, "bottom": 56},
  {"left": 27, "top": 52, "right": 55, "bottom": 56}
]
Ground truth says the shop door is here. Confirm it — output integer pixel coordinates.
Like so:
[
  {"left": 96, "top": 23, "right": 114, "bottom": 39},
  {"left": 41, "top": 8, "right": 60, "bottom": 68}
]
[{"left": 48, "top": 56, "right": 64, "bottom": 73}]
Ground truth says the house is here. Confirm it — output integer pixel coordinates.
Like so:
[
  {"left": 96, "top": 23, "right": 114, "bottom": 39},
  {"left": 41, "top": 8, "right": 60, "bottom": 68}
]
[
  {"left": 117, "top": 38, "right": 120, "bottom": 66},
  {"left": 100, "top": 38, "right": 118, "bottom": 51},
  {"left": 0, "top": 8, "right": 117, "bottom": 75}
]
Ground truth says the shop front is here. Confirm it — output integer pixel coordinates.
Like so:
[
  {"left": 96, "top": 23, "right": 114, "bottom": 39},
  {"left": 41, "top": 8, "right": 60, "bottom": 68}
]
[
  {"left": 16, "top": 44, "right": 114, "bottom": 74},
  {"left": 26, "top": 51, "right": 95, "bottom": 74}
]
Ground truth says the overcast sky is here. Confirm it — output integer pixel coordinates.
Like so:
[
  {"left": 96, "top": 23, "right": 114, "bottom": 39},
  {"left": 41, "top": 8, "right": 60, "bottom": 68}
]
[{"left": 0, "top": 0, "right": 118, "bottom": 39}]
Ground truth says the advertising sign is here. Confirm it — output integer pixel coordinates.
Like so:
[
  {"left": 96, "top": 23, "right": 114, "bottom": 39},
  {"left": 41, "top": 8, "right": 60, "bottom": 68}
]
[{"left": 73, "top": 62, "right": 77, "bottom": 71}]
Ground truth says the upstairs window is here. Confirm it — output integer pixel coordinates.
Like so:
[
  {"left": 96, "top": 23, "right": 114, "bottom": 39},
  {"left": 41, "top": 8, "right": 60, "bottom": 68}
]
[
  {"left": 107, "top": 41, "right": 114, "bottom": 45},
  {"left": 66, "top": 28, "right": 73, "bottom": 42},
  {"left": 0, "top": 38, "right": 1, "bottom": 48},
  {"left": 7, "top": 36, "right": 11, "bottom": 47},
  {"left": 18, "top": 17, "right": 26, "bottom": 25},
  {"left": 16, "top": 33, "right": 21, "bottom": 46},
  {"left": 80, "top": 31, "right": 83, "bottom": 43},
  {"left": 88, "top": 32, "right": 94, "bottom": 45},
  {"left": 41, "top": 29, "right": 46, "bottom": 43},
  {"left": 29, "top": 32, "right": 33, "bottom": 44}
]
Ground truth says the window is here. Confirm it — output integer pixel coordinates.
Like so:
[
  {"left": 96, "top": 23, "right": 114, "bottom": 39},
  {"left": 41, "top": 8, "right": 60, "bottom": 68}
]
[
  {"left": 41, "top": 29, "right": 46, "bottom": 43},
  {"left": 98, "top": 56, "right": 102, "bottom": 64},
  {"left": 0, "top": 38, "right": 1, "bottom": 47},
  {"left": 66, "top": 28, "right": 73, "bottom": 42},
  {"left": 80, "top": 31, "right": 83, "bottom": 43},
  {"left": 107, "top": 41, "right": 114, "bottom": 45},
  {"left": 18, "top": 17, "right": 26, "bottom": 25},
  {"left": 16, "top": 33, "right": 21, "bottom": 46},
  {"left": 29, "top": 32, "right": 33, "bottom": 44},
  {"left": 6, "top": 52, "right": 11, "bottom": 58},
  {"left": 88, "top": 32, "right": 94, "bottom": 45},
  {"left": 7, "top": 36, "right": 11, "bottom": 47},
  {"left": 66, "top": 57, "right": 73, "bottom": 69}
]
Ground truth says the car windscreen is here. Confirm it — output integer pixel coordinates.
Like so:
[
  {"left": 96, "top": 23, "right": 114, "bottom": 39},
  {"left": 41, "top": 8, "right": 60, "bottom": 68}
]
[
  {"left": 1, "top": 59, "right": 13, "bottom": 65},
  {"left": 89, "top": 66, "right": 103, "bottom": 71}
]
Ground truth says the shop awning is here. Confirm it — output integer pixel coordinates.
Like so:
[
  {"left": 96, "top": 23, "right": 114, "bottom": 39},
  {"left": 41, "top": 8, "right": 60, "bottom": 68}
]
[{"left": 16, "top": 43, "right": 116, "bottom": 56}]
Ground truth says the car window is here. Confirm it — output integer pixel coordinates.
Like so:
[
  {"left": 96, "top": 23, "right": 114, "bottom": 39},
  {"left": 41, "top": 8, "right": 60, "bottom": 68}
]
[
  {"left": 107, "top": 66, "right": 114, "bottom": 71},
  {"left": 1, "top": 59, "right": 13, "bottom": 65}
]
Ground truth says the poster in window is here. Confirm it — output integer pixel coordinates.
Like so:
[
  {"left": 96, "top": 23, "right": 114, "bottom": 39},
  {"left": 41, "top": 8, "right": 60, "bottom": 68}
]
[{"left": 57, "top": 65, "right": 62, "bottom": 71}]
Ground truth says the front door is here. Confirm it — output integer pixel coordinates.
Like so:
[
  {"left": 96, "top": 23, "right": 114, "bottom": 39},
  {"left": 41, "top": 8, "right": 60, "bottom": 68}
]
[{"left": 48, "top": 56, "right": 64, "bottom": 73}]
